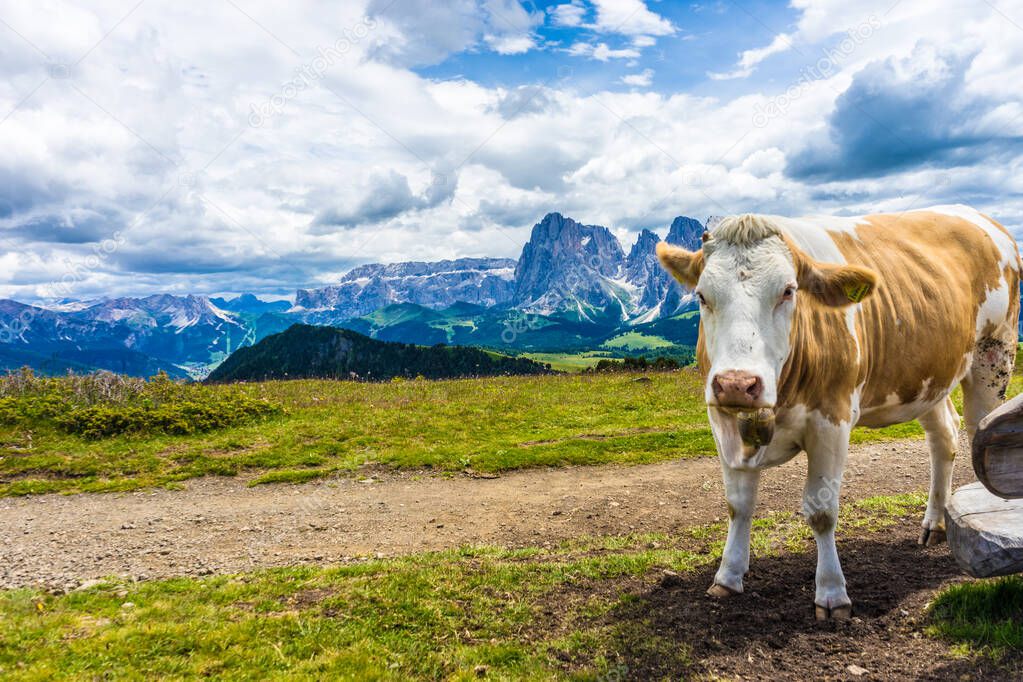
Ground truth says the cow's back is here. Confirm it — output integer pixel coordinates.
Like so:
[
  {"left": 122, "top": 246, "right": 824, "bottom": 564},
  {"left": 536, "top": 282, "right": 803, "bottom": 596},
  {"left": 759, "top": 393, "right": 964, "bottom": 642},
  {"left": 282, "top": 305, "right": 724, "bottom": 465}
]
[{"left": 776, "top": 205, "right": 1020, "bottom": 427}]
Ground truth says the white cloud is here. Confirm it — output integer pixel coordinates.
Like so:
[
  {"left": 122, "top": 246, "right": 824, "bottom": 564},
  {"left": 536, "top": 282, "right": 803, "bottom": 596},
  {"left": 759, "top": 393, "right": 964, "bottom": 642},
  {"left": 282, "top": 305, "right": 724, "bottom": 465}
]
[
  {"left": 567, "top": 41, "right": 641, "bottom": 61},
  {"left": 621, "top": 68, "right": 654, "bottom": 87},
  {"left": 739, "top": 33, "right": 795, "bottom": 69},
  {"left": 709, "top": 33, "right": 794, "bottom": 80},
  {"left": 707, "top": 66, "right": 754, "bottom": 81},
  {"left": 550, "top": 2, "right": 587, "bottom": 27},
  {"left": 0, "top": 0, "right": 1021, "bottom": 301},
  {"left": 484, "top": 33, "right": 537, "bottom": 54},
  {"left": 366, "top": 0, "right": 542, "bottom": 65},
  {"left": 588, "top": 0, "right": 676, "bottom": 37}
]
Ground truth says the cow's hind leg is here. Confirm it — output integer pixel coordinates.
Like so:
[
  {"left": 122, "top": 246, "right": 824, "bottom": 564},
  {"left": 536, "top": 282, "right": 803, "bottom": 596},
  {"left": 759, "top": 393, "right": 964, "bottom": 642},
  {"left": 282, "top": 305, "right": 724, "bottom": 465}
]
[
  {"left": 917, "top": 397, "right": 960, "bottom": 546},
  {"left": 961, "top": 335, "right": 1016, "bottom": 444}
]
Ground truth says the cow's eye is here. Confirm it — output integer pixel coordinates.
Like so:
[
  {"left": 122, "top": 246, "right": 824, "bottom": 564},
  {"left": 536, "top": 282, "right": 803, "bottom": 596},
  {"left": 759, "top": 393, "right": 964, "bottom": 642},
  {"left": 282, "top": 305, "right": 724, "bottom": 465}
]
[
  {"left": 779, "top": 286, "right": 795, "bottom": 304},
  {"left": 696, "top": 291, "right": 710, "bottom": 309}
]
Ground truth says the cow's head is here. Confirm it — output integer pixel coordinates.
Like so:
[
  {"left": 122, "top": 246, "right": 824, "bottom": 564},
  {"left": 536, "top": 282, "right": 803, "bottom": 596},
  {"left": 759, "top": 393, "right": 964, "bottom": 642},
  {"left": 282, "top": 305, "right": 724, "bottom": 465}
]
[{"left": 657, "top": 214, "right": 876, "bottom": 449}]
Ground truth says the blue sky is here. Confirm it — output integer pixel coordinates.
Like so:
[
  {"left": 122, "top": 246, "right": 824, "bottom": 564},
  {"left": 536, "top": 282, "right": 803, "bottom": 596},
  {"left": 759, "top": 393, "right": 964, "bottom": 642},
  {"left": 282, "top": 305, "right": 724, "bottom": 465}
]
[
  {"left": 417, "top": 1, "right": 801, "bottom": 96},
  {"left": 0, "top": 0, "right": 1021, "bottom": 301}
]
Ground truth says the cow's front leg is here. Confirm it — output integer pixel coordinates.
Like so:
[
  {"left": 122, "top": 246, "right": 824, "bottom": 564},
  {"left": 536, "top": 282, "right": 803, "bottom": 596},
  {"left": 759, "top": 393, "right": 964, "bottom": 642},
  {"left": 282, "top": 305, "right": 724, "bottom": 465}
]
[
  {"left": 708, "top": 465, "right": 760, "bottom": 597},
  {"left": 803, "top": 424, "right": 851, "bottom": 620}
]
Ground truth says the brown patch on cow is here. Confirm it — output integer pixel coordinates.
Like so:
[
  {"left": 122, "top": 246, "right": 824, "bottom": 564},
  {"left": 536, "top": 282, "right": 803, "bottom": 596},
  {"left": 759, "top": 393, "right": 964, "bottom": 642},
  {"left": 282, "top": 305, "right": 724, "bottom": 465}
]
[
  {"left": 807, "top": 510, "right": 835, "bottom": 534},
  {"left": 825, "top": 212, "right": 1012, "bottom": 421},
  {"left": 1003, "top": 262, "right": 1021, "bottom": 348},
  {"left": 769, "top": 211, "right": 1017, "bottom": 426},
  {"left": 772, "top": 242, "right": 865, "bottom": 424}
]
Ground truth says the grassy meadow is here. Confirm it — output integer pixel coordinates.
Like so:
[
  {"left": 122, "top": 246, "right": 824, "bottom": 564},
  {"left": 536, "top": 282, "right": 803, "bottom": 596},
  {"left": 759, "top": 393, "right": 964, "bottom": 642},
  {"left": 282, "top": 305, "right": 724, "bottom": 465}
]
[
  {"left": 928, "top": 575, "right": 1023, "bottom": 660},
  {"left": 2, "top": 365, "right": 1022, "bottom": 678},
  {"left": 0, "top": 494, "right": 929, "bottom": 680},
  {"left": 0, "top": 364, "right": 990, "bottom": 497},
  {"left": 519, "top": 351, "right": 614, "bottom": 372}
]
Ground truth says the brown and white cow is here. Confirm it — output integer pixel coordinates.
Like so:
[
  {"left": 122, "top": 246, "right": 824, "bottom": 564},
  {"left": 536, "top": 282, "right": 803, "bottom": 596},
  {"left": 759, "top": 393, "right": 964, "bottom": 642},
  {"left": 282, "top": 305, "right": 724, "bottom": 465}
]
[{"left": 657, "top": 205, "right": 1020, "bottom": 620}]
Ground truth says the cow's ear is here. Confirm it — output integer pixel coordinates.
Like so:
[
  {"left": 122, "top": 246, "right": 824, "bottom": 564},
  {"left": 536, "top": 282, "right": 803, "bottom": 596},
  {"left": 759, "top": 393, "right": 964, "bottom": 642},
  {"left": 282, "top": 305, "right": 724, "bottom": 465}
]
[
  {"left": 657, "top": 242, "right": 704, "bottom": 288},
  {"left": 797, "top": 255, "right": 878, "bottom": 307}
]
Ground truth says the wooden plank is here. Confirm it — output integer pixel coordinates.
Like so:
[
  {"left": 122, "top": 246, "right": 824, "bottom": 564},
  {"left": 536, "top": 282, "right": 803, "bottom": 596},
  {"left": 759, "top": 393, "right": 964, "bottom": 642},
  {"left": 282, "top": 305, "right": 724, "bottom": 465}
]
[
  {"left": 971, "top": 393, "right": 1023, "bottom": 499},
  {"left": 946, "top": 482, "right": 1023, "bottom": 578}
]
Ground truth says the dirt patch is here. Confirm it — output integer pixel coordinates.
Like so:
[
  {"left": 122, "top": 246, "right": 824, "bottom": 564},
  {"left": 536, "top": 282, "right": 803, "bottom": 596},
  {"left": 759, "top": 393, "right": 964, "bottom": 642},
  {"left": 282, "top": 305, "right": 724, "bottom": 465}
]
[
  {"left": 285, "top": 587, "right": 337, "bottom": 610},
  {"left": 519, "top": 427, "right": 667, "bottom": 446},
  {"left": 594, "top": 518, "right": 1021, "bottom": 680}
]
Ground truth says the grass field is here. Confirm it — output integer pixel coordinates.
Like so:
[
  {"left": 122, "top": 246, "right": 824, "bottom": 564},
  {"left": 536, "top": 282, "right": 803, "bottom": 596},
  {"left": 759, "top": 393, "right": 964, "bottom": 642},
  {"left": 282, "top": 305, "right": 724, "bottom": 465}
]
[
  {"left": 0, "top": 494, "right": 927, "bottom": 680},
  {"left": 929, "top": 575, "right": 1023, "bottom": 659},
  {"left": 519, "top": 351, "right": 614, "bottom": 372},
  {"left": 600, "top": 331, "right": 677, "bottom": 351},
  {"left": 0, "top": 366, "right": 986, "bottom": 498}
]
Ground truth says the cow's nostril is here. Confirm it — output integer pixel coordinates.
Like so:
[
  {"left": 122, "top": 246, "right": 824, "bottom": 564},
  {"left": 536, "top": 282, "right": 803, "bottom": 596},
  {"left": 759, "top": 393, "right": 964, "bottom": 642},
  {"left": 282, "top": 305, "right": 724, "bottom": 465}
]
[{"left": 711, "top": 371, "right": 764, "bottom": 407}]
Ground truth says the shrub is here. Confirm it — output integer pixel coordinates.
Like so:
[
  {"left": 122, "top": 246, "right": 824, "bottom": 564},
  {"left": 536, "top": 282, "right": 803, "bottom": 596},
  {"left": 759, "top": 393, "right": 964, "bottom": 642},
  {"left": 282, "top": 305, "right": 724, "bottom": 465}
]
[
  {"left": 0, "top": 368, "right": 281, "bottom": 439},
  {"left": 584, "top": 356, "right": 682, "bottom": 373}
]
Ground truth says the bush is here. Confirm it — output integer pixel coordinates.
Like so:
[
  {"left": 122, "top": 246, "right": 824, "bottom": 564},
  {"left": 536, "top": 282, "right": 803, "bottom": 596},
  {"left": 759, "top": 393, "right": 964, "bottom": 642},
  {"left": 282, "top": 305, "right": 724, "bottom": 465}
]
[
  {"left": 0, "top": 368, "right": 281, "bottom": 439},
  {"left": 584, "top": 356, "right": 682, "bottom": 374}
]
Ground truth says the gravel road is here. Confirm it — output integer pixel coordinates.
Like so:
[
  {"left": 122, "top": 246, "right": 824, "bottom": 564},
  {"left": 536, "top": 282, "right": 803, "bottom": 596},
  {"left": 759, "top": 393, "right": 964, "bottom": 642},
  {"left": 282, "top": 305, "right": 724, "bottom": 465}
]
[{"left": 0, "top": 438, "right": 973, "bottom": 591}]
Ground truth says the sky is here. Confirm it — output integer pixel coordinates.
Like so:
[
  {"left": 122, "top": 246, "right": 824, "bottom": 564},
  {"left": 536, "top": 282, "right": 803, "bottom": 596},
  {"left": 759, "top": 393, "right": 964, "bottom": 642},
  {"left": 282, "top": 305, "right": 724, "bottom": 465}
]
[{"left": 1, "top": 0, "right": 1022, "bottom": 302}]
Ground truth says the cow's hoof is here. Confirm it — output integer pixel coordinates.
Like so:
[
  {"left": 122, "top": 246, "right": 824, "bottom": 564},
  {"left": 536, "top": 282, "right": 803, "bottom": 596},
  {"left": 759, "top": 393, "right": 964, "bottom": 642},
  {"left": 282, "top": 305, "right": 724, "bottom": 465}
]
[
  {"left": 815, "top": 604, "right": 852, "bottom": 621},
  {"left": 706, "top": 583, "right": 739, "bottom": 599},
  {"left": 918, "top": 528, "right": 947, "bottom": 546}
]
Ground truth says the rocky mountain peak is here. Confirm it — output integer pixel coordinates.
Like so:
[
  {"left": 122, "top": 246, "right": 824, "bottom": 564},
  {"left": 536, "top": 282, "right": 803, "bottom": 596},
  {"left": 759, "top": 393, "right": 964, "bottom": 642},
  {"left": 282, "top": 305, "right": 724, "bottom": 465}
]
[
  {"left": 512, "top": 213, "right": 626, "bottom": 319},
  {"left": 627, "top": 228, "right": 660, "bottom": 259},
  {"left": 666, "top": 216, "right": 704, "bottom": 250}
]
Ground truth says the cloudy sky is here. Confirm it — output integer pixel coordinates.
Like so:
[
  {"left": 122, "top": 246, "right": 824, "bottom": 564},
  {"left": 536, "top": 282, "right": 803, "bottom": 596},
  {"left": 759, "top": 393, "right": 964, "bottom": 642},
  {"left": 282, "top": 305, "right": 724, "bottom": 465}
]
[{"left": 2, "top": 0, "right": 1022, "bottom": 301}]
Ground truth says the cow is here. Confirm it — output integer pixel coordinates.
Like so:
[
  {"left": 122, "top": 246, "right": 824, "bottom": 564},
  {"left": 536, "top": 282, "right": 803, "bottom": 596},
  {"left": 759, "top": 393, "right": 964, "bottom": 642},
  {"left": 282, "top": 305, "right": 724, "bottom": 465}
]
[{"left": 656, "top": 205, "right": 1020, "bottom": 620}]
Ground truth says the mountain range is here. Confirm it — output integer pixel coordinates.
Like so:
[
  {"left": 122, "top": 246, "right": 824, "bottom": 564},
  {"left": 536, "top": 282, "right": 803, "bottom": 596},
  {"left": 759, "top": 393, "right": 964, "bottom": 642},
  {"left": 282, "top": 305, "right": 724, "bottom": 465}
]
[
  {"left": 291, "top": 212, "right": 704, "bottom": 326},
  {"left": 0, "top": 212, "right": 707, "bottom": 378}
]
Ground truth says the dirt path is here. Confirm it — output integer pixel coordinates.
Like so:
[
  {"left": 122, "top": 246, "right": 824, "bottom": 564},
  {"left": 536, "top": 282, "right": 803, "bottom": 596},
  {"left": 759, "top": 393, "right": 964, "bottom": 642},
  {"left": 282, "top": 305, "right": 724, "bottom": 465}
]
[{"left": 0, "top": 438, "right": 977, "bottom": 591}]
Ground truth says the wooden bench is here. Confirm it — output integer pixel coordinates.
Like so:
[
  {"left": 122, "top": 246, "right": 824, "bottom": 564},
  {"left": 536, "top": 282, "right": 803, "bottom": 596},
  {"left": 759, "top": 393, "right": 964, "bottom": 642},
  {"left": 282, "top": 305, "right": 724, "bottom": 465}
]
[{"left": 945, "top": 393, "right": 1023, "bottom": 578}]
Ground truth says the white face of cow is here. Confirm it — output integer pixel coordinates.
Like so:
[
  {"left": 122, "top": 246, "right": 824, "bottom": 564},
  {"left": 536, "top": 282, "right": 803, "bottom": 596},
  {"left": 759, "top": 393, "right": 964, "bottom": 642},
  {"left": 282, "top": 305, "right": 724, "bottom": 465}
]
[
  {"left": 696, "top": 235, "right": 797, "bottom": 410},
  {"left": 656, "top": 215, "right": 878, "bottom": 424}
]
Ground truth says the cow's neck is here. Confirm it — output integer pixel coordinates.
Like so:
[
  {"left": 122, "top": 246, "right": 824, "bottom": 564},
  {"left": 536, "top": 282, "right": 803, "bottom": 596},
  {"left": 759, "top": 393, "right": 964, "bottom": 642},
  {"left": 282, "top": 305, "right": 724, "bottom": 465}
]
[{"left": 776, "top": 298, "right": 863, "bottom": 426}]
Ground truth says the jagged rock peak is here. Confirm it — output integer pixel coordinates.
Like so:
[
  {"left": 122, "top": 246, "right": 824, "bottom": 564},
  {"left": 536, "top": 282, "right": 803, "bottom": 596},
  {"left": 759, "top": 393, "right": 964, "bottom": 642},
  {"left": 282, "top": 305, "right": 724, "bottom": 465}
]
[
  {"left": 512, "top": 213, "right": 627, "bottom": 317},
  {"left": 628, "top": 228, "right": 661, "bottom": 258},
  {"left": 666, "top": 216, "right": 704, "bottom": 251}
]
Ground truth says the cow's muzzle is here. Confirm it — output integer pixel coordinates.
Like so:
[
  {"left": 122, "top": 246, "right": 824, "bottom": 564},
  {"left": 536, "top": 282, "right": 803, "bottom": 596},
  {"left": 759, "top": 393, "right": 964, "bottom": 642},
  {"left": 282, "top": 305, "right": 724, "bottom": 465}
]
[{"left": 711, "top": 370, "right": 765, "bottom": 409}]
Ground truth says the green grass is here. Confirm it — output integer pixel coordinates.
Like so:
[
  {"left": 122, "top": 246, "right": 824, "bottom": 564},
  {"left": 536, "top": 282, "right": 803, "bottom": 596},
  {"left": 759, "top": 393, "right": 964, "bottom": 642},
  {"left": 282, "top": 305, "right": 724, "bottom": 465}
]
[
  {"left": 4, "top": 368, "right": 1015, "bottom": 497},
  {"left": 600, "top": 332, "right": 676, "bottom": 351},
  {"left": 928, "top": 576, "right": 1023, "bottom": 659},
  {"left": 519, "top": 351, "right": 615, "bottom": 372},
  {"left": 0, "top": 493, "right": 924, "bottom": 680},
  {"left": 0, "top": 372, "right": 715, "bottom": 496}
]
